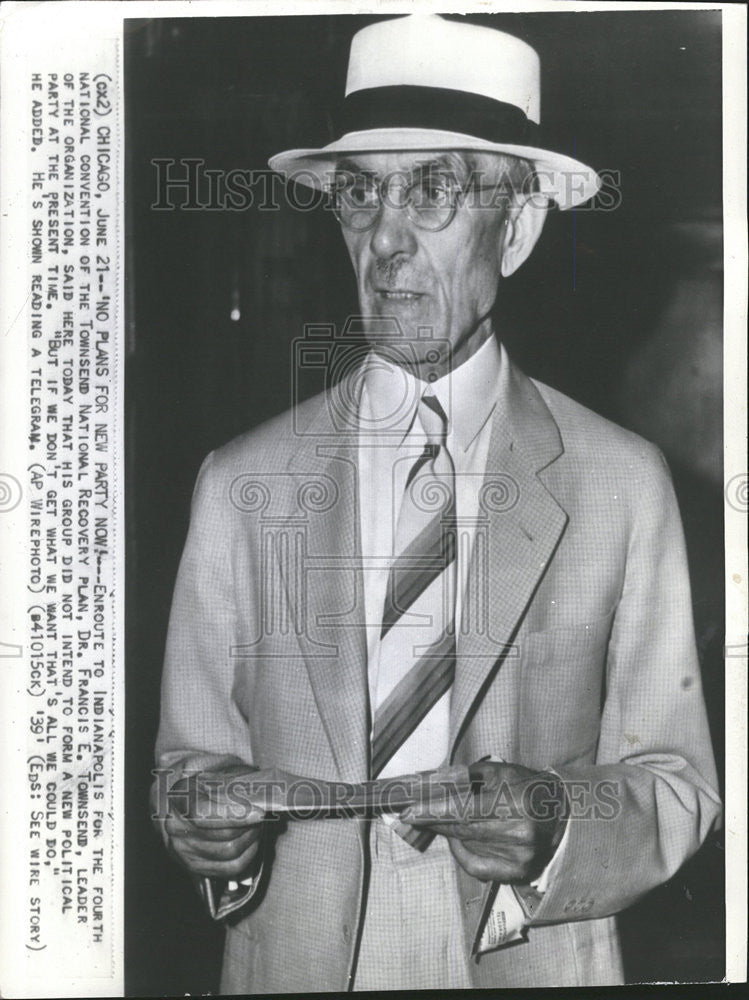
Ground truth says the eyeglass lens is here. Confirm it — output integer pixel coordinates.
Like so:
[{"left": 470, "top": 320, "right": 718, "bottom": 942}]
[{"left": 333, "top": 170, "right": 457, "bottom": 232}]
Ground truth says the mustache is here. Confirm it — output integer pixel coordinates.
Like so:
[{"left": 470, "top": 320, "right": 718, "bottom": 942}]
[{"left": 374, "top": 258, "right": 406, "bottom": 287}]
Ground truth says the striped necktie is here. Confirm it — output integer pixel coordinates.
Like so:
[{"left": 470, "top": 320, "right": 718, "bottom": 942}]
[{"left": 372, "top": 393, "right": 457, "bottom": 848}]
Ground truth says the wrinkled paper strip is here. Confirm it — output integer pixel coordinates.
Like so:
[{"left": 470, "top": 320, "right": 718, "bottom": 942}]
[{"left": 0, "top": 5, "right": 124, "bottom": 996}]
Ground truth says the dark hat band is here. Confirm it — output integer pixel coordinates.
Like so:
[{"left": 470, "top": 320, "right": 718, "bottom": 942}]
[{"left": 334, "top": 85, "right": 540, "bottom": 146}]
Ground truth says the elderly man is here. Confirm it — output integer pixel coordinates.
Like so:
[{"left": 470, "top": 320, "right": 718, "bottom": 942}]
[{"left": 153, "top": 14, "right": 720, "bottom": 992}]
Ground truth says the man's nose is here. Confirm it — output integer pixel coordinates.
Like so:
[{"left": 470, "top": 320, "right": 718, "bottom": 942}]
[{"left": 369, "top": 200, "right": 418, "bottom": 260}]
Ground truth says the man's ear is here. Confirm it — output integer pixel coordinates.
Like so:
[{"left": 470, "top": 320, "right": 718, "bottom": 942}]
[{"left": 500, "top": 196, "right": 548, "bottom": 278}]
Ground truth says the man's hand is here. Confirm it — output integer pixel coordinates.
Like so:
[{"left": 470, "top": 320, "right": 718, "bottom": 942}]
[
  {"left": 164, "top": 765, "right": 266, "bottom": 880},
  {"left": 399, "top": 761, "right": 567, "bottom": 884}
]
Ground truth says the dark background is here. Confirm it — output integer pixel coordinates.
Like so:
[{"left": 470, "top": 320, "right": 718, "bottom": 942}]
[{"left": 124, "top": 12, "right": 724, "bottom": 995}]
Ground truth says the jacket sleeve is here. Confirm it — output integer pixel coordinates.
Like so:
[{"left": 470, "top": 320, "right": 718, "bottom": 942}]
[
  {"left": 151, "top": 451, "right": 258, "bottom": 915},
  {"left": 529, "top": 445, "right": 721, "bottom": 925}
]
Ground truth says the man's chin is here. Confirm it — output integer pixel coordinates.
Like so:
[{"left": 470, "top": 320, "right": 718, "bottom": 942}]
[
  {"left": 359, "top": 300, "right": 450, "bottom": 371},
  {"left": 362, "top": 314, "right": 442, "bottom": 346},
  {"left": 365, "top": 340, "right": 452, "bottom": 377}
]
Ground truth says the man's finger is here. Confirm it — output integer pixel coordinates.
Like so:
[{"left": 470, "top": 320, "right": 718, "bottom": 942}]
[
  {"left": 450, "top": 836, "right": 540, "bottom": 883},
  {"left": 177, "top": 827, "right": 261, "bottom": 862},
  {"left": 401, "top": 809, "right": 531, "bottom": 839},
  {"left": 166, "top": 815, "right": 265, "bottom": 841},
  {"left": 178, "top": 837, "right": 262, "bottom": 879},
  {"left": 402, "top": 819, "right": 474, "bottom": 839},
  {"left": 188, "top": 806, "right": 266, "bottom": 829},
  {"left": 401, "top": 782, "right": 528, "bottom": 826},
  {"left": 448, "top": 836, "right": 523, "bottom": 883},
  {"left": 399, "top": 797, "right": 477, "bottom": 825}
]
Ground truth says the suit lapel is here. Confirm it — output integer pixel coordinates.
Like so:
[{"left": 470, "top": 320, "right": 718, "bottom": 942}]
[
  {"left": 279, "top": 377, "right": 369, "bottom": 781},
  {"left": 450, "top": 360, "right": 568, "bottom": 751}
]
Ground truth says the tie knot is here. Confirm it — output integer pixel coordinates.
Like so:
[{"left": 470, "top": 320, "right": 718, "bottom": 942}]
[{"left": 419, "top": 394, "right": 448, "bottom": 447}]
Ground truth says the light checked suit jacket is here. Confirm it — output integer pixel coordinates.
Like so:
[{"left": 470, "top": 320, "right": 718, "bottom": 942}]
[{"left": 154, "top": 353, "right": 721, "bottom": 992}]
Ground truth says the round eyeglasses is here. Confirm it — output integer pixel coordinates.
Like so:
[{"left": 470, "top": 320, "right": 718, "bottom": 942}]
[{"left": 331, "top": 170, "right": 511, "bottom": 233}]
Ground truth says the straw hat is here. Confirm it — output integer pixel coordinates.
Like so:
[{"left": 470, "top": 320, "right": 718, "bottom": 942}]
[{"left": 269, "top": 14, "right": 599, "bottom": 210}]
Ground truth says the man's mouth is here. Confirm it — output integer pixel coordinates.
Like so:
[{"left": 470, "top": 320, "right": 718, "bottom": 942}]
[{"left": 374, "top": 289, "right": 424, "bottom": 301}]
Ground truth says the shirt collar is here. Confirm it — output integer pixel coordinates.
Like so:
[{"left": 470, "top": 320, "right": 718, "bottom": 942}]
[{"left": 360, "top": 334, "right": 503, "bottom": 452}]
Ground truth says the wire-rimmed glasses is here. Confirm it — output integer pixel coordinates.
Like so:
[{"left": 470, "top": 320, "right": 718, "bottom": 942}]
[{"left": 331, "top": 167, "right": 511, "bottom": 232}]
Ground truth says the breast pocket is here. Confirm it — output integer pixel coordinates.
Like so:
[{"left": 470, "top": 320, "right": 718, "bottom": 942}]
[{"left": 518, "top": 610, "right": 614, "bottom": 769}]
